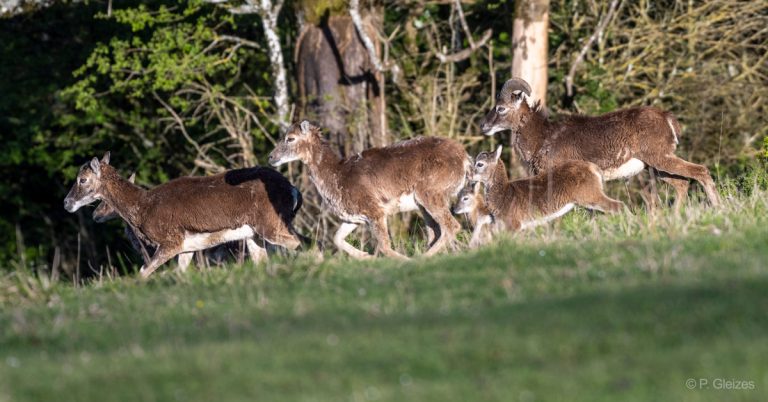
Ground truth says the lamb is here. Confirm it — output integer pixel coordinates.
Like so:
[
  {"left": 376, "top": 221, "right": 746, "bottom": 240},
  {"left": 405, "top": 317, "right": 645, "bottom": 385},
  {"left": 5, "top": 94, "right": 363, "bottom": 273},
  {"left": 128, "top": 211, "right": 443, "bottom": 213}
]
[
  {"left": 452, "top": 183, "right": 495, "bottom": 248},
  {"left": 471, "top": 146, "right": 624, "bottom": 233}
]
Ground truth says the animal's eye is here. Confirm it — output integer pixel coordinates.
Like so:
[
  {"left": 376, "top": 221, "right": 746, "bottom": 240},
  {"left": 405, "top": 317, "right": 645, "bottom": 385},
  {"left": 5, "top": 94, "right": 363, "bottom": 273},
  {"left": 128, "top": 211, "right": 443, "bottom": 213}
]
[
  {"left": 462, "top": 196, "right": 469, "bottom": 201},
  {"left": 286, "top": 137, "right": 296, "bottom": 143},
  {"left": 496, "top": 106, "right": 507, "bottom": 114},
  {"left": 476, "top": 162, "right": 484, "bottom": 168},
  {"left": 79, "top": 178, "right": 87, "bottom": 184}
]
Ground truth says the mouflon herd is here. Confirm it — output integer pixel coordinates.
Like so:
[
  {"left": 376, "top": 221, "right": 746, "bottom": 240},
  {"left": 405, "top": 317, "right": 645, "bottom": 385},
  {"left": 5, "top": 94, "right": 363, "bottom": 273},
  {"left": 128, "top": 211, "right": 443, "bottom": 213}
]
[{"left": 63, "top": 78, "right": 720, "bottom": 278}]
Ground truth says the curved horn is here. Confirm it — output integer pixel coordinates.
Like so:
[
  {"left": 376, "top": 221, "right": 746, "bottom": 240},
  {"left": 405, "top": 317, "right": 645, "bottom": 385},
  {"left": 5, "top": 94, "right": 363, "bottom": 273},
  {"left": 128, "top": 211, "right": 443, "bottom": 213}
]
[{"left": 499, "top": 77, "right": 532, "bottom": 100}]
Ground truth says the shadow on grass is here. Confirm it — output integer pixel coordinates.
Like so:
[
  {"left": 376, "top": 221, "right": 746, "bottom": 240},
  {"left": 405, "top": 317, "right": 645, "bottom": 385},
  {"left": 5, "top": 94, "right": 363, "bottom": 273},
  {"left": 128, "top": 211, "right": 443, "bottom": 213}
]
[{"left": 1, "top": 277, "right": 766, "bottom": 402}]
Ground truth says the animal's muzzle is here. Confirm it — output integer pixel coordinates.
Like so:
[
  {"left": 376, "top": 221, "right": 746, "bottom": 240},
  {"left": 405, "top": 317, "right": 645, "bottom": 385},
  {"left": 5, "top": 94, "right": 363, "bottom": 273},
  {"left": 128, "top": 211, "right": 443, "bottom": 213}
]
[
  {"left": 63, "top": 198, "right": 74, "bottom": 212},
  {"left": 479, "top": 113, "right": 496, "bottom": 134}
]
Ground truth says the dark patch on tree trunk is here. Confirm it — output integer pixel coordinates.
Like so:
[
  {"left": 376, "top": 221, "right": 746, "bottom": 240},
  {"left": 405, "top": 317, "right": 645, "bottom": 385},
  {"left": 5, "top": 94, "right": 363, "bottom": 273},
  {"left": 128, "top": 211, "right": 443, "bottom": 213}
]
[{"left": 295, "top": 13, "right": 385, "bottom": 157}]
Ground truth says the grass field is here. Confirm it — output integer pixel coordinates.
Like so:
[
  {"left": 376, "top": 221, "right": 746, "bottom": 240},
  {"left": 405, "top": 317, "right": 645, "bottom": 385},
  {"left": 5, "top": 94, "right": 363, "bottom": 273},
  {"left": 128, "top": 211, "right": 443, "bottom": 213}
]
[{"left": 1, "top": 179, "right": 767, "bottom": 402}]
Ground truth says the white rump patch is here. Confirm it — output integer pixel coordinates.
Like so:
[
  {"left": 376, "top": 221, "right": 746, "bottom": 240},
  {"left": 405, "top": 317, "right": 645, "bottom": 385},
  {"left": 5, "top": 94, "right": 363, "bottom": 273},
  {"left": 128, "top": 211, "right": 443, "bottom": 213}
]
[
  {"left": 521, "top": 203, "right": 574, "bottom": 230},
  {"left": 181, "top": 225, "right": 254, "bottom": 252},
  {"left": 667, "top": 117, "right": 678, "bottom": 145},
  {"left": 384, "top": 193, "right": 419, "bottom": 214},
  {"left": 603, "top": 158, "right": 646, "bottom": 180},
  {"left": 398, "top": 193, "right": 419, "bottom": 212}
]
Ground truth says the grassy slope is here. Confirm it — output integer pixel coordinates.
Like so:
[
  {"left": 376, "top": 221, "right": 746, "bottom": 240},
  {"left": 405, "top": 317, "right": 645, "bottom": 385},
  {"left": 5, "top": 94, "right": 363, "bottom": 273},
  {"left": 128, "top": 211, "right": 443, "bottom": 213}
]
[{"left": 1, "top": 186, "right": 767, "bottom": 402}]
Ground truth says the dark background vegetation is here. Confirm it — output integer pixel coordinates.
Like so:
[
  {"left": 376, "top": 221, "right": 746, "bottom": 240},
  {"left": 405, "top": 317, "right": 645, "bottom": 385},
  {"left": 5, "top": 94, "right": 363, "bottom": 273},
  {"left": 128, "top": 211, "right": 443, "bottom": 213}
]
[{"left": 1, "top": 0, "right": 766, "bottom": 275}]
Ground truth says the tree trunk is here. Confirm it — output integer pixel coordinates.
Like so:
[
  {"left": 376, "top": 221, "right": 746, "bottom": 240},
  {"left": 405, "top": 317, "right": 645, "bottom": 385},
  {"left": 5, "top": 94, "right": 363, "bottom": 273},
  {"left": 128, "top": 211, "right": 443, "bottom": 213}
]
[
  {"left": 511, "top": 0, "right": 549, "bottom": 106},
  {"left": 295, "top": 14, "right": 385, "bottom": 157}
]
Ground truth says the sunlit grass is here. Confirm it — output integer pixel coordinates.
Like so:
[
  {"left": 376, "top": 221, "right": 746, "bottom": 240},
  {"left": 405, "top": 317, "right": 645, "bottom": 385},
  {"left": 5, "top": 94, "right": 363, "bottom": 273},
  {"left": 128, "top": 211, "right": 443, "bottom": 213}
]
[{"left": 0, "top": 173, "right": 766, "bottom": 401}]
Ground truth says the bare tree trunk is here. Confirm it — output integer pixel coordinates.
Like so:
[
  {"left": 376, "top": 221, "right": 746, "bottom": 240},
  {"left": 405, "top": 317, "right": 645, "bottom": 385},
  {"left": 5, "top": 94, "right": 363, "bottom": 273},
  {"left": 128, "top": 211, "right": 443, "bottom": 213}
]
[
  {"left": 511, "top": 0, "right": 549, "bottom": 106},
  {"left": 260, "top": 2, "right": 290, "bottom": 129},
  {"left": 207, "top": 0, "right": 290, "bottom": 129},
  {"left": 295, "top": 14, "right": 384, "bottom": 156}
]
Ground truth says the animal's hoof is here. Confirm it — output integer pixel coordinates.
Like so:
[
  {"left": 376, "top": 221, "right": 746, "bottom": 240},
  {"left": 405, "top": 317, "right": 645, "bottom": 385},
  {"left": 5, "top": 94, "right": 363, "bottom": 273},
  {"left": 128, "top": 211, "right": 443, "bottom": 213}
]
[{"left": 139, "top": 267, "right": 152, "bottom": 279}]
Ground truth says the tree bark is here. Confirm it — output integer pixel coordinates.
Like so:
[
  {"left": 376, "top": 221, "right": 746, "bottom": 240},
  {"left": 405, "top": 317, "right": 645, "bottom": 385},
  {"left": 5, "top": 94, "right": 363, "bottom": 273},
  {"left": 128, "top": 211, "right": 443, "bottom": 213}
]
[
  {"left": 511, "top": 0, "right": 549, "bottom": 106},
  {"left": 295, "top": 14, "right": 385, "bottom": 156}
]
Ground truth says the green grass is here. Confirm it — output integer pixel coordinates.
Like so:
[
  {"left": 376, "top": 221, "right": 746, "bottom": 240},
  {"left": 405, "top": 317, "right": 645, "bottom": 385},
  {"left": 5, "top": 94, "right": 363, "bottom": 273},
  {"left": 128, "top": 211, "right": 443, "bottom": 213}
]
[{"left": 1, "top": 182, "right": 767, "bottom": 402}]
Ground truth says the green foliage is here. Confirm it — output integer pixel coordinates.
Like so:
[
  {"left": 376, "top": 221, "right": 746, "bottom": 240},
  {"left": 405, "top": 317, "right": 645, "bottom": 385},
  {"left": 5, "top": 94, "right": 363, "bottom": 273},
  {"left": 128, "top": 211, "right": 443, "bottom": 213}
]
[
  {"left": 0, "top": 0, "right": 274, "bottom": 272},
  {"left": 763, "top": 136, "right": 768, "bottom": 160},
  {"left": 67, "top": 2, "right": 238, "bottom": 109},
  {"left": 299, "top": 0, "right": 348, "bottom": 23}
]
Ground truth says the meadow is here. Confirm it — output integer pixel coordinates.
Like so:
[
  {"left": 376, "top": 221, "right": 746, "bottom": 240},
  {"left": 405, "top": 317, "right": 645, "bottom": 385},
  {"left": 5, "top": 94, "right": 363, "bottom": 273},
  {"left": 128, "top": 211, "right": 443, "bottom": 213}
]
[{"left": 1, "top": 176, "right": 767, "bottom": 402}]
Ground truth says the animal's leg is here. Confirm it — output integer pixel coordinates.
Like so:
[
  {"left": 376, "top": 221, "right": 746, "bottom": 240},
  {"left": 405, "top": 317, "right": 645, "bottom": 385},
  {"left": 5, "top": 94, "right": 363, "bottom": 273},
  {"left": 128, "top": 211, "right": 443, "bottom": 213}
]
[
  {"left": 333, "top": 222, "right": 371, "bottom": 259},
  {"left": 429, "top": 212, "right": 461, "bottom": 256},
  {"left": 469, "top": 216, "right": 493, "bottom": 248},
  {"left": 139, "top": 245, "right": 180, "bottom": 279},
  {"left": 370, "top": 215, "right": 409, "bottom": 260},
  {"left": 417, "top": 205, "right": 440, "bottom": 248},
  {"left": 642, "top": 167, "right": 660, "bottom": 211},
  {"left": 420, "top": 208, "right": 438, "bottom": 247},
  {"left": 176, "top": 252, "right": 193, "bottom": 273},
  {"left": 263, "top": 226, "right": 302, "bottom": 252},
  {"left": 245, "top": 238, "right": 267, "bottom": 264},
  {"left": 126, "top": 226, "right": 153, "bottom": 265},
  {"left": 287, "top": 226, "right": 324, "bottom": 261},
  {"left": 583, "top": 193, "right": 625, "bottom": 213},
  {"left": 417, "top": 192, "right": 461, "bottom": 257},
  {"left": 656, "top": 170, "right": 691, "bottom": 211},
  {"left": 294, "top": 230, "right": 318, "bottom": 250},
  {"left": 643, "top": 154, "right": 720, "bottom": 206}
]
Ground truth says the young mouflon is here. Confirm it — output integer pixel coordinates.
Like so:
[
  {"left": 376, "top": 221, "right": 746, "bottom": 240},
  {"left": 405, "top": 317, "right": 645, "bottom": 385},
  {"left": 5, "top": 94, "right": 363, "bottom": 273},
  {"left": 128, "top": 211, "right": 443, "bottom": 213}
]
[
  {"left": 480, "top": 77, "right": 719, "bottom": 208},
  {"left": 472, "top": 146, "right": 624, "bottom": 232},
  {"left": 64, "top": 153, "right": 308, "bottom": 278},
  {"left": 452, "top": 183, "right": 495, "bottom": 248},
  {"left": 268, "top": 120, "right": 470, "bottom": 259}
]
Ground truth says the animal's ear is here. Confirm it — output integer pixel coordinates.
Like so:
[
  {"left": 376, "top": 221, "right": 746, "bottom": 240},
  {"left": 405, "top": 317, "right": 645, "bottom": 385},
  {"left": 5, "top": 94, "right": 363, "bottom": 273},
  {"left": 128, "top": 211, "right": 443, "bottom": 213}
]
[
  {"left": 300, "top": 120, "right": 311, "bottom": 135},
  {"left": 128, "top": 172, "right": 136, "bottom": 183},
  {"left": 90, "top": 157, "right": 101, "bottom": 177},
  {"left": 494, "top": 145, "right": 503, "bottom": 161},
  {"left": 101, "top": 151, "right": 110, "bottom": 165},
  {"left": 512, "top": 91, "right": 526, "bottom": 108}
]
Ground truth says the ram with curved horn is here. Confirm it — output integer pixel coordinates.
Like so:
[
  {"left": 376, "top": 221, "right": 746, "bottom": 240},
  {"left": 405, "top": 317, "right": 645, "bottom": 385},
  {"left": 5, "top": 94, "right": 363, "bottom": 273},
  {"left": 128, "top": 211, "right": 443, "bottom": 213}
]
[{"left": 479, "top": 77, "right": 720, "bottom": 208}]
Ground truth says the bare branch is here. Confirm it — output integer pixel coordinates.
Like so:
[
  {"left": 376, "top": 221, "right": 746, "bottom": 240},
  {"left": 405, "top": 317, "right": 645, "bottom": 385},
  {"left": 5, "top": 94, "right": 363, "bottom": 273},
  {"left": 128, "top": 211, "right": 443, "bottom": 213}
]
[
  {"left": 453, "top": 0, "right": 475, "bottom": 48},
  {"left": 229, "top": 4, "right": 261, "bottom": 14},
  {"left": 214, "top": 34, "right": 261, "bottom": 49},
  {"left": 204, "top": 0, "right": 289, "bottom": 129},
  {"left": 349, "top": 0, "right": 385, "bottom": 73},
  {"left": 565, "top": 0, "right": 620, "bottom": 97},
  {"left": 435, "top": 29, "right": 492, "bottom": 63},
  {"left": 152, "top": 92, "right": 223, "bottom": 172}
]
